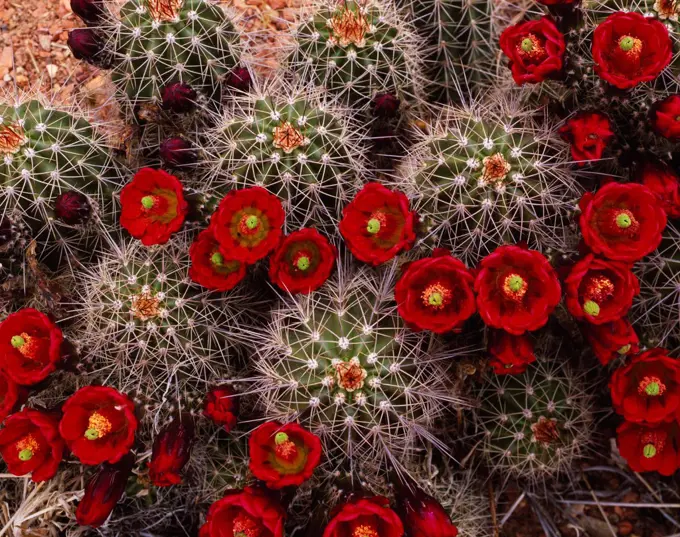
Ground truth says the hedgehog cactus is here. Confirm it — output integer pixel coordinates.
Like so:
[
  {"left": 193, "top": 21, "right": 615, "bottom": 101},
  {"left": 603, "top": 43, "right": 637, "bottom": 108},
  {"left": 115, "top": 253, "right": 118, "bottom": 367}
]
[
  {"left": 633, "top": 220, "right": 680, "bottom": 353},
  {"left": 287, "top": 0, "right": 423, "bottom": 110},
  {"left": 105, "top": 0, "right": 241, "bottom": 111},
  {"left": 478, "top": 354, "right": 595, "bottom": 481},
  {"left": 253, "top": 257, "right": 472, "bottom": 474},
  {"left": 0, "top": 99, "right": 125, "bottom": 263},
  {"left": 398, "top": 98, "right": 583, "bottom": 265},
  {"left": 69, "top": 235, "right": 263, "bottom": 402},
  {"left": 197, "top": 81, "right": 366, "bottom": 229}
]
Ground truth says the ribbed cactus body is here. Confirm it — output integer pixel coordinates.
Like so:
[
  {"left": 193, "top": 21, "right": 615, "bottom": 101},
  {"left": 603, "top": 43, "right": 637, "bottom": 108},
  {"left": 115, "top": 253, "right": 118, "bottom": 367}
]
[
  {"left": 254, "top": 257, "right": 470, "bottom": 472},
  {"left": 109, "top": 0, "right": 241, "bottom": 107},
  {"left": 288, "top": 0, "right": 421, "bottom": 108},
  {"left": 0, "top": 100, "right": 124, "bottom": 261},
  {"left": 199, "top": 83, "right": 366, "bottom": 229},
  {"left": 478, "top": 356, "right": 594, "bottom": 480},
  {"left": 399, "top": 100, "right": 582, "bottom": 264}
]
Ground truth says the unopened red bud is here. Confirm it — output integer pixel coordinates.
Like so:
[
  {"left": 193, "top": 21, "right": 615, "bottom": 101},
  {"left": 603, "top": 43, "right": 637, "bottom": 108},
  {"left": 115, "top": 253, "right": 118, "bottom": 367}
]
[
  {"left": 160, "top": 137, "right": 198, "bottom": 167},
  {"left": 54, "top": 191, "right": 91, "bottom": 225},
  {"left": 161, "top": 83, "right": 197, "bottom": 114},
  {"left": 67, "top": 29, "right": 104, "bottom": 63}
]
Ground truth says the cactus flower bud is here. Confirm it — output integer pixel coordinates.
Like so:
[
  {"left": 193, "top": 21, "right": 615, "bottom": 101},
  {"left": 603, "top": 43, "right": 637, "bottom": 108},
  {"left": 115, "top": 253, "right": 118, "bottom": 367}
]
[
  {"left": 398, "top": 486, "right": 458, "bottom": 537},
  {"left": 161, "top": 83, "right": 197, "bottom": 114},
  {"left": 67, "top": 29, "right": 104, "bottom": 62},
  {"left": 75, "top": 454, "right": 134, "bottom": 527},
  {"left": 70, "top": 0, "right": 105, "bottom": 24},
  {"left": 160, "top": 137, "right": 198, "bottom": 167},
  {"left": 226, "top": 66, "right": 252, "bottom": 92},
  {"left": 371, "top": 93, "right": 400, "bottom": 118},
  {"left": 148, "top": 414, "right": 195, "bottom": 486},
  {"left": 54, "top": 191, "right": 91, "bottom": 225}
]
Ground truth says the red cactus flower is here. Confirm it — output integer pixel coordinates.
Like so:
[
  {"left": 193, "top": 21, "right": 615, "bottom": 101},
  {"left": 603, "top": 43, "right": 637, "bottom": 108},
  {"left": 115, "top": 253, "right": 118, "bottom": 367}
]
[
  {"left": 269, "top": 228, "right": 337, "bottom": 294},
  {"left": 0, "top": 369, "right": 21, "bottom": 424},
  {"left": 148, "top": 414, "right": 195, "bottom": 487},
  {"left": 474, "top": 245, "right": 561, "bottom": 335},
  {"left": 339, "top": 182, "right": 417, "bottom": 266},
  {"left": 0, "top": 308, "right": 63, "bottom": 386},
  {"left": 610, "top": 349, "right": 680, "bottom": 424},
  {"left": 203, "top": 385, "right": 240, "bottom": 432},
  {"left": 559, "top": 112, "right": 614, "bottom": 165},
  {"left": 653, "top": 95, "right": 680, "bottom": 140},
  {"left": 565, "top": 254, "right": 639, "bottom": 324},
  {"left": 0, "top": 408, "right": 64, "bottom": 482},
  {"left": 59, "top": 386, "right": 138, "bottom": 465},
  {"left": 499, "top": 17, "right": 566, "bottom": 85},
  {"left": 189, "top": 229, "right": 247, "bottom": 292},
  {"left": 488, "top": 330, "right": 536, "bottom": 375},
  {"left": 617, "top": 420, "right": 680, "bottom": 476},
  {"left": 210, "top": 187, "right": 285, "bottom": 264},
  {"left": 199, "top": 487, "right": 286, "bottom": 537},
  {"left": 578, "top": 182, "right": 667, "bottom": 262},
  {"left": 581, "top": 317, "right": 639, "bottom": 366},
  {"left": 394, "top": 249, "right": 476, "bottom": 334},
  {"left": 398, "top": 485, "right": 458, "bottom": 537},
  {"left": 323, "top": 496, "right": 404, "bottom": 537},
  {"left": 248, "top": 421, "right": 322, "bottom": 489},
  {"left": 592, "top": 11, "right": 672, "bottom": 90},
  {"left": 120, "top": 168, "right": 188, "bottom": 246},
  {"left": 636, "top": 161, "right": 680, "bottom": 220},
  {"left": 76, "top": 454, "right": 134, "bottom": 527}
]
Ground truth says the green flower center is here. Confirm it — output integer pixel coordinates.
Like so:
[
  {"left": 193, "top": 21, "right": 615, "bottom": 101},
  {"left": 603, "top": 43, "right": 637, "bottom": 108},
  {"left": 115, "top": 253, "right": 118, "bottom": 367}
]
[
  {"left": 84, "top": 428, "right": 100, "bottom": 440},
  {"left": 18, "top": 448, "right": 33, "bottom": 461},
  {"left": 616, "top": 212, "right": 632, "bottom": 229},
  {"left": 10, "top": 335, "right": 25, "bottom": 348},
  {"left": 617, "top": 344, "right": 631, "bottom": 355},
  {"left": 583, "top": 300, "right": 600, "bottom": 316},
  {"left": 643, "top": 444, "right": 657, "bottom": 458},
  {"left": 141, "top": 195, "right": 155, "bottom": 209},
  {"left": 428, "top": 292, "right": 443, "bottom": 307},
  {"left": 275, "top": 432, "right": 289, "bottom": 445},
  {"left": 521, "top": 38, "right": 534, "bottom": 52},
  {"left": 507, "top": 275, "right": 524, "bottom": 292},
  {"left": 366, "top": 218, "right": 381, "bottom": 234},
  {"left": 245, "top": 215, "right": 259, "bottom": 230},
  {"left": 619, "top": 36, "right": 635, "bottom": 52},
  {"left": 211, "top": 252, "right": 224, "bottom": 267},
  {"left": 296, "top": 256, "right": 311, "bottom": 271},
  {"left": 645, "top": 382, "right": 661, "bottom": 397}
]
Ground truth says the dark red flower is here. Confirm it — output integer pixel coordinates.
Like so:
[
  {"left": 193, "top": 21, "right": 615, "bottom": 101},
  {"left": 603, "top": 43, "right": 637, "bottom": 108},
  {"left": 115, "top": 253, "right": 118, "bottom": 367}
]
[
  {"left": 581, "top": 317, "right": 639, "bottom": 366},
  {"left": 617, "top": 420, "right": 680, "bottom": 476},
  {"left": 59, "top": 386, "right": 138, "bottom": 465},
  {"left": 199, "top": 487, "right": 286, "bottom": 537},
  {"left": 323, "top": 496, "right": 404, "bottom": 537},
  {"left": 161, "top": 83, "right": 197, "bottom": 114},
  {"left": 71, "top": 0, "right": 105, "bottom": 24},
  {"left": 559, "top": 112, "right": 614, "bottom": 165},
  {"left": 0, "top": 369, "right": 20, "bottom": 423},
  {"left": 226, "top": 67, "right": 252, "bottom": 92},
  {"left": 248, "top": 421, "right": 322, "bottom": 489},
  {"left": 54, "top": 191, "right": 91, "bottom": 225},
  {"left": 148, "top": 414, "right": 194, "bottom": 487},
  {"left": 592, "top": 11, "right": 672, "bottom": 90},
  {"left": 636, "top": 161, "right": 680, "bottom": 219},
  {"left": 653, "top": 95, "right": 680, "bottom": 140},
  {"left": 0, "top": 308, "right": 63, "bottom": 385},
  {"left": 487, "top": 330, "right": 536, "bottom": 375},
  {"left": 398, "top": 485, "right": 458, "bottom": 537},
  {"left": 203, "top": 385, "right": 239, "bottom": 432},
  {"left": 565, "top": 254, "right": 639, "bottom": 324},
  {"left": 610, "top": 349, "right": 680, "bottom": 424},
  {"left": 536, "top": 0, "right": 575, "bottom": 4},
  {"left": 578, "top": 182, "right": 667, "bottom": 262},
  {"left": 160, "top": 137, "right": 198, "bottom": 167},
  {"left": 0, "top": 408, "right": 64, "bottom": 482},
  {"left": 474, "top": 245, "right": 561, "bottom": 335},
  {"left": 269, "top": 228, "right": 337, "bottom": 294},
  {"left": 394, "top": 249, "right": 476, "bottom": 334},
  {"left": 120, "top": 168, "right": 188, "bottom": 246},
  {"left": 210, "top": 187, "right": 285, "bottom": 264},
  {"left": 67, "top": 29, "right": 104, "bottom": 62},
  {"left": 189, "top": 229, "right": 247, "bottom": 292},
  {"left": 372, "top": 93, "right": 401, "bottom": 118},
  {"left": 339, "top": 183, "right": 416, "bottom": 266},
  {"left": 499, "top": 17, "right": 566, "bottom": 85},
  {"left": 76, "top": 454, "right": 134, "bottom": 527}
]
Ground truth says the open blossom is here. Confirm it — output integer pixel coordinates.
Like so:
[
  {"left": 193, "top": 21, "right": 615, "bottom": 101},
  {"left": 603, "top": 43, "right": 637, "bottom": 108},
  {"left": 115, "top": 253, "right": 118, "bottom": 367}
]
[
  {"left": 189, "top": 229, "right": 247, "bottom": 292},
  {"left": 499, "top": 17, "right": 566, "bottom": 85},
  {"left": 395, "top": 249, "right": 476, "bottom": 334},
  {"left": 248, "top": 421, "right": 322, "bottom": 489},
  {"left": 617, "top": 420, "right": 680, "bottom": 476},
  {"left": 653, "top": 95, "right": 680, "bottom": 140},
  {"left": 339, "top": 183, "right": 417, "bottom": 266},
  {"left": 474, "top": 245, "right": 561, "bottom": 335},
  {"left": 578, "top": 182, "right": 667, "bottom": 263},
  {"left": 0, "top": 308, "right": 63, "bottom": 385},
  {"left": 559, "top": 112, "right": 614, "bottom": 165},
  {"left": 59, "top": 386, "right": 138, "bottom": 465},
  {"left": 581, "top": 318, "right": 639, "bottom": 366},
  {"left": 636, "top": 161, "right": 680, "bottom": 219},
  {"left": 323, "top": 496, "right": 404, "bottom": 537},
  {"left": 592, "top": 11, "right": 672, "bottom": 89},
  {"left": 610, "top": 349, "right": 680, "bottom": 424}
]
